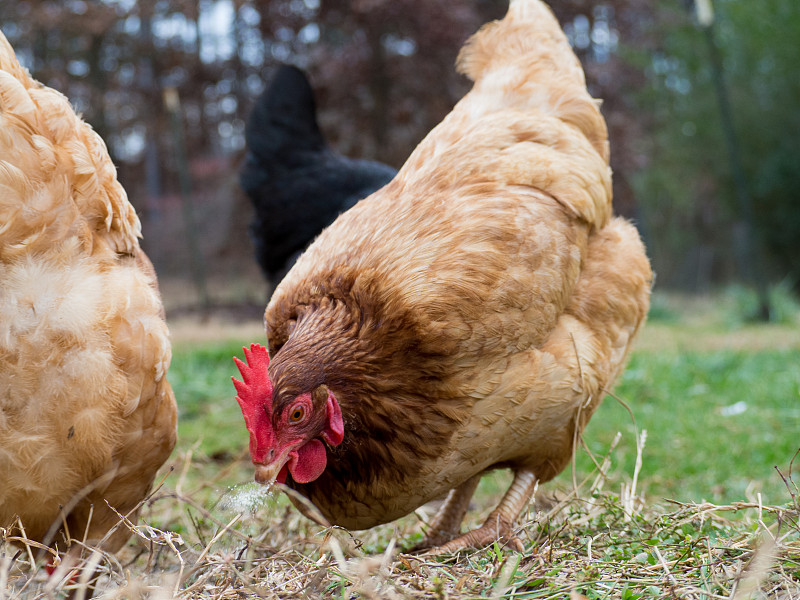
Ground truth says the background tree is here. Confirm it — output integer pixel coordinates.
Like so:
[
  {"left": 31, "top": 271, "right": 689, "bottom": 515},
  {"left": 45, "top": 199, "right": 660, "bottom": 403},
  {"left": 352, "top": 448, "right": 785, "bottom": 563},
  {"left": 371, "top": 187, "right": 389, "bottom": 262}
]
[
  {"left": 1, "top": 0, "right": 796, "bottom": 308},
  {"left": 630, "top": 0, "right": 799, "bottom": 298}
]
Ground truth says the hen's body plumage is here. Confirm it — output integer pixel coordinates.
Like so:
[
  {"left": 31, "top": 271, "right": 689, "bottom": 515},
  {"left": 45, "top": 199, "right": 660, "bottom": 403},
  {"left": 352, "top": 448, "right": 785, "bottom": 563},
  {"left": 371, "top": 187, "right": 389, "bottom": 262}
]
[
  {"left": 259, "top": 0, "right": 651, "bottom": 548},
  {"left": 0, "top": 32, "right": 176, "bottom": 554}
]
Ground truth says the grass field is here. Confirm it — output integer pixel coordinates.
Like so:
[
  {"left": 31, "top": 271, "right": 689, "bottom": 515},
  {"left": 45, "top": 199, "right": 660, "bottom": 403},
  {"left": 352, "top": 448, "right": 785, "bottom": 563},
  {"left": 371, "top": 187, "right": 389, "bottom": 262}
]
[{"left": 3, "top": 293, "right": 799, "bottom": 598}]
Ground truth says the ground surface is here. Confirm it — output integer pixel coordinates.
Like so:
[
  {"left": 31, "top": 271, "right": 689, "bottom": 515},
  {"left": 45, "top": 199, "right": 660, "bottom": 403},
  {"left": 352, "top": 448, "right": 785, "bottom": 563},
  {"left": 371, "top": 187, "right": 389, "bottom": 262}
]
[{"left": 2, "top": 291, "right": 799, "bottom": 599}]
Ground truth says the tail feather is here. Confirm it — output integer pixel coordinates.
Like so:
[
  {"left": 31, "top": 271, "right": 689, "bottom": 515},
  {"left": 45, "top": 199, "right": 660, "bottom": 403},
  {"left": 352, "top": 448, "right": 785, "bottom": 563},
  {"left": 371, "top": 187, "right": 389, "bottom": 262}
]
[
  {"left": 396, "top": 0, "right": 612, "bottom": 230},
  {"left": 457, "top": 0, "right": 575, "bottom": 82},
  {"left": 244, "top": 65, "right": 327, "bottom": 166},
  {"left": 456, "top": 0, "right": 608, "bottom": 164}
]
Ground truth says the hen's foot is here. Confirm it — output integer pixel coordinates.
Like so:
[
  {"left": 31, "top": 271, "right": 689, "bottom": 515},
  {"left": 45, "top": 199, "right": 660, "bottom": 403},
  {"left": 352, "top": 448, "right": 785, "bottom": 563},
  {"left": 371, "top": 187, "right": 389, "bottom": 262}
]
[
  {"left": 428, "top": 518, "right": 524, "bottom": 554},
  {"left": 408, "top": 474, "right": 482, "bottom": 552},
  {"left": 426, "top": 469, "right": 538, "bottom": 554}
]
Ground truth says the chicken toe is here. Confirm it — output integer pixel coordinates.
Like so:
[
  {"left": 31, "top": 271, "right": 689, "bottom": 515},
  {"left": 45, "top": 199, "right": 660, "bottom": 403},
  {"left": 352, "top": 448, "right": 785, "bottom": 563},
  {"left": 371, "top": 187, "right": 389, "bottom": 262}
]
[
  {"left": 431, "top": 470, "right": 537, "bottom": 554},
  {"left": 411, "top": 473, "right": 483, "bottom": 551}
]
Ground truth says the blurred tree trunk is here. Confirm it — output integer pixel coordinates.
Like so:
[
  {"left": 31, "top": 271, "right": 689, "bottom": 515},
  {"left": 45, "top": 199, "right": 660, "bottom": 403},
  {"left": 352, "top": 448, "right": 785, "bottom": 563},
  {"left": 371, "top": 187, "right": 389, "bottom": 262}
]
[
  {"left": 87, "top": 33, "right": 108, "bottom": 142},
  {"left": 138, "top": 6, "right": 164, "bottom": 226},
  {"left": 365, "top": 23, "right": 390, "bottom": 163}
]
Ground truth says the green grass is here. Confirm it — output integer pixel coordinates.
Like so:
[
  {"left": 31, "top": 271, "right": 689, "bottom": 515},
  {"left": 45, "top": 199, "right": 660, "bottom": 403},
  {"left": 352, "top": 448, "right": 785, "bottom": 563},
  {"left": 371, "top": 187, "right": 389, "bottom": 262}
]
[
  {"left": 170, "top": 341, "right": 253, "bottom": 459},
  {"left": 575, "top": 348, "right": 800, "bottom": 506}
]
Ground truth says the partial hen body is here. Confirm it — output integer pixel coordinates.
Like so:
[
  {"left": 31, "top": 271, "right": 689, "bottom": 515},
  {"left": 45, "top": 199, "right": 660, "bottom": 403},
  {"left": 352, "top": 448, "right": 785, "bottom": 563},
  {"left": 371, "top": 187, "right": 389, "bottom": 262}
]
[
  {"left": 264, "top": 0, "right": 651, "bottom": 549},
  {"left": 0, "top": 32, "right": 176, "bottom": 554}
]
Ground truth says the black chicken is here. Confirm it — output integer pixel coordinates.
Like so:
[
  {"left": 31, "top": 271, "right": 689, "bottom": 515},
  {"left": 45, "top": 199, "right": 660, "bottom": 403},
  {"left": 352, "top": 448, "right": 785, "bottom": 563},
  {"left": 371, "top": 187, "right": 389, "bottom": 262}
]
[{"left": 240, "top": 65, "right": 397, "bottom": 287}]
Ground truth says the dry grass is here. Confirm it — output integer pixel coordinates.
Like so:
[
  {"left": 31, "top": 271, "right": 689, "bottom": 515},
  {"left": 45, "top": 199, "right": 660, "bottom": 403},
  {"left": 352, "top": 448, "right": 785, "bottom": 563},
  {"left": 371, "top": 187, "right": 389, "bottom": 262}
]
[
  {"left": 3, "top": 290, "right": 799, "bottom": 598},
  {"left": 3, "top": 443, "right": 798, "bottom": 600}
]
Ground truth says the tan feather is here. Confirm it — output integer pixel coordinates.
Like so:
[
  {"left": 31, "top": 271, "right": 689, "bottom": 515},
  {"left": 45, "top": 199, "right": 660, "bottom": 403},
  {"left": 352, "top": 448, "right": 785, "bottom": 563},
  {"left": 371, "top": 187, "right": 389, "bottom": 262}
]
[{"left": 0, "top": 30, "right": 177, "bottom": 555}]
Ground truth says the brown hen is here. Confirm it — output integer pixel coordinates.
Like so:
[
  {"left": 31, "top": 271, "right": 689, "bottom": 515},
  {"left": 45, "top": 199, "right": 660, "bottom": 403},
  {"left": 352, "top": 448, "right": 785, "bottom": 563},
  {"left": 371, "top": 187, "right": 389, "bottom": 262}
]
[{"left": 233, "top": 0, "right": 652, "bottom": 552}]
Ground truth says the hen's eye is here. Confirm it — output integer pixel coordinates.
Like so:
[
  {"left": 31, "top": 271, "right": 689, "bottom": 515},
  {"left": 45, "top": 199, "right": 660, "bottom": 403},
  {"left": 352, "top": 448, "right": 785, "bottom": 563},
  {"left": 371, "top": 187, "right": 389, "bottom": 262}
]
[{"left": 289, "top": 406, "right": 305, "bottom": 423}]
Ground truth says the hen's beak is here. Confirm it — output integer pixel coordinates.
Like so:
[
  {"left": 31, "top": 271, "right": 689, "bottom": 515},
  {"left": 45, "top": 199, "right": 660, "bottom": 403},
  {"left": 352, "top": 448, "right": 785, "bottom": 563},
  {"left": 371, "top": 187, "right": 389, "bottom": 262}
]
[{"left": 254, "top": 459, "right": 287, "bottom": 486}]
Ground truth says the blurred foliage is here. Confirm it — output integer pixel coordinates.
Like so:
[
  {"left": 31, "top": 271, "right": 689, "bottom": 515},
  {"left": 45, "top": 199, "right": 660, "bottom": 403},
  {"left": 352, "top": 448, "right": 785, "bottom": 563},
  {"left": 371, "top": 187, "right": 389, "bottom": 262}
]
[
  {"left": 722, "top": 280, "right": 800, "bottom": 326},
  {"left": 0, "top": 0, "right": 796, "bottom": 298},
  {"left": 632, "top": 0, "right": 800, "bottom": 292},
  {"left": 170, "top": 340, "right": 249, "bottom": 457}
]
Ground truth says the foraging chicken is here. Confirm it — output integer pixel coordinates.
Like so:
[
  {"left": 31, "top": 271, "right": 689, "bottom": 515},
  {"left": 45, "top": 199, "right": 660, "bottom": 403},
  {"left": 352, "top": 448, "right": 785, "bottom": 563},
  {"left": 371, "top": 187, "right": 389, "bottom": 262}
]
[
  {"left": 233, "top": 0, "right": 651, "bottom": 552},
  {"left": 240, "top": 64, "right": 397, "bottom": 287},
  {"left": 0, "top": 32, "right": 177, "bottom": 560}
]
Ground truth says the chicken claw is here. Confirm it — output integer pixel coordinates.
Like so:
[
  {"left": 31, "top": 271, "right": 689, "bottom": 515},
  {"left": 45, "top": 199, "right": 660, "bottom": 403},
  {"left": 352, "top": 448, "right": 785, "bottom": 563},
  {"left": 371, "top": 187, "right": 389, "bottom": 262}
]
[
  {"left": 411, "top": 474, "right": 483, "bottom": 551},
  {"left": 429, "top": 470, "right": 538, "bottom": 554}
]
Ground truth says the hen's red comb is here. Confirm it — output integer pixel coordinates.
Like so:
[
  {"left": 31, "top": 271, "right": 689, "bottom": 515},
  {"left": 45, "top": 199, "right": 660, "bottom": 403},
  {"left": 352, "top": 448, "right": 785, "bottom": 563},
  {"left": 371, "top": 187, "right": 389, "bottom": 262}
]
[{"left": 232, "top": 344, "right": 275, "bottom": 463}]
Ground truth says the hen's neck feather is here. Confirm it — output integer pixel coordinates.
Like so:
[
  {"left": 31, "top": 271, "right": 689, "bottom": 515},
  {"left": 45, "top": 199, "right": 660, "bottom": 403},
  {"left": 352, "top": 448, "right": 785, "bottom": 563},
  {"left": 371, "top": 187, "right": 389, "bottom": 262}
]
[
  {"left": 268, "top": 298, "right": 366, "bottom": 406},
  {"left": 266, "top": 291, "right": 469, "bottom": 492}
]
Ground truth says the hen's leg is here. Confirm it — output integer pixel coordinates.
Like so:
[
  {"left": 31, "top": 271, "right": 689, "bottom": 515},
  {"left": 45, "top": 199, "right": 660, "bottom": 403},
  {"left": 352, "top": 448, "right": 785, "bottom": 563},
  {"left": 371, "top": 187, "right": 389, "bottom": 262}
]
[
  {"left": 413, "top": 473, "right": 482, "bottom": 550},
  {"left": 432, "top": 469, "right": 537, "bottom": 553}
]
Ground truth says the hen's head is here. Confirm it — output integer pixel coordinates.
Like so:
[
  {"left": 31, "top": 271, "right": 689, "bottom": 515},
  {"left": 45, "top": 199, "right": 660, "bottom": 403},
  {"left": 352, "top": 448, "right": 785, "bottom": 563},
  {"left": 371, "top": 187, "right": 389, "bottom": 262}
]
[{"left": 232, "top": 344, "right": 344, "bottom": 485}]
